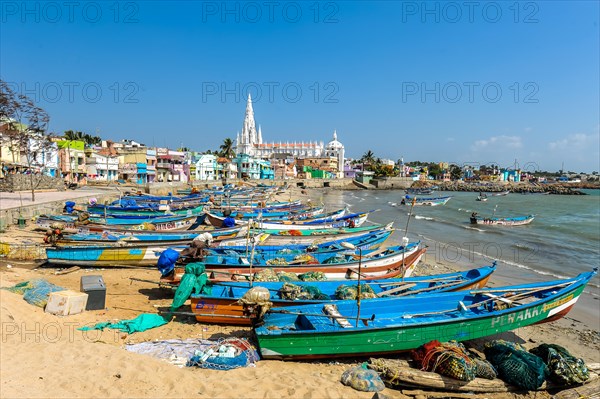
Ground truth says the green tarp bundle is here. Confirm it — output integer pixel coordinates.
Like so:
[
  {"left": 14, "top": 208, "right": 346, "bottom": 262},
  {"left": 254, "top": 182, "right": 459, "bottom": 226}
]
[
  {"left": 171, "top": 262, "right": 211, "bottom": 311},
  {"left": 79, "top": 313, "right": 168, "bottom": 334}
]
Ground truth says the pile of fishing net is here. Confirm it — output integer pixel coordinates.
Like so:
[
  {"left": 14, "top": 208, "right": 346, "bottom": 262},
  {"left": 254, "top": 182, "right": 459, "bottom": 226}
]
[
  {"left": 266, "top": 257, "right": 289, "bottom": 266},
  {"left": 236, "top": 287, "right": 272, "bottom": 318},
  {"left": 3, "top": 279, "right": 65, "bottom": 308},
  {"left": 298, "top": 271, "right": 327, "bottom": 281},
  {"left": 334, "top": 284, "right": 377, "bottom": 300},
  {"left": 278, "top": 283, "right": 330, "bottom": 300},
  {"left": 187, "top": 337, "right": 260, "bottom": 370},
  {"left": 276, "top": 272, "right": 300, "bottom": 282},
  {"left": 253, "top": 268, "right": 279, "bottom": 282},
  {"left": 529, "top": 343, "right": 589, "bottom": 385},
  {"left": 341, "top": 363, "right": 385, "bottom": 392},
  {"left": 484, "top": 340, "right": 548, "bottom": 390},
  {"left": 276, "top": 248, "right": 302, "bottom": 255},
  {"left": 291, "top": 254, "right": 319, "bottom": 264},
  {"left": 411, "top": 340, "right": 496, "bottom": 382},
  {"left": 323, "top": 254, "right": 347, "bottom": 264}
]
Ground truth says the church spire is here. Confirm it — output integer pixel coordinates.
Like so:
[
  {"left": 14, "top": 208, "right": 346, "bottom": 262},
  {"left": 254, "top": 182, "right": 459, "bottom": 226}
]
[
  {"left": 241, "top": 92, "right": 258, "bottom": 153},
  {"left": 258, "top": 125, "right": 263, "bottom": 144},
  {"left": 333, "top": 129, "right": 337, "bottom": 141}
]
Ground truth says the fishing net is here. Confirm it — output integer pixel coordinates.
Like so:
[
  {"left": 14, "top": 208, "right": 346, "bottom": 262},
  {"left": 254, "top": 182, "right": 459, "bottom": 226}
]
[
  {"left": 529, "top": 344, "right": 589, "bottom": 385},
  {"left": 254, "top": 268, "right": 279, "bottom": 282},
  {"left": 298, "top": 271, "right": 327, "bottom": 281},
  {"left": 291, "top": 254, "right": 319, "bottom": 265},
  {"left": 276, "top": 248, "right": 302, "bottom": 255},
  {"left": 187, "top": 337, "right": 260, "bottom": 370},
  {"left": 278, "top": 284, "right": 329, "bottom": 300},
  {"left": 266, "top": 258, "right": 288, "bottom": 266},
  {"left": 171, "top": 263, "right": 210, "bottom": 311},
  {"left": 276, "top": 272, "right": 300, "bottom": 282},
  {"left": 323, "top": 254, "right": 347, "bottom": 264},
  {"left": 484, "top": 340, "right": 548, "bottom": 390},
  {"left": 236, "top": 287, "right": 272, "bottom": 318},
  {"left": 341, "top": 363, "right": 385, "bottom": 392},
  {"left": 4, "top": 279, "right": 65, "bottom": 308},
  {"left": 411, "top": 340, "right": 477, "bottom": 381},
  {"left": 334, "top": 284, "right": 377, "bottom": 300}
]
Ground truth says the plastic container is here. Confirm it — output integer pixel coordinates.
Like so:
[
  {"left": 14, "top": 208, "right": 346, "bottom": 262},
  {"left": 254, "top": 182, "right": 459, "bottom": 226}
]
[{"left": 45, "top": 290, "right": 89, "bottom": 316}]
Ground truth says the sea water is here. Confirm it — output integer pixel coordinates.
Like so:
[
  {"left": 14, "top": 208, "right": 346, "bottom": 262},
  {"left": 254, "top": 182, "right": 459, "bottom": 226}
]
[{"left": 316, "top": 189, "right": 600, "bottom": 296}]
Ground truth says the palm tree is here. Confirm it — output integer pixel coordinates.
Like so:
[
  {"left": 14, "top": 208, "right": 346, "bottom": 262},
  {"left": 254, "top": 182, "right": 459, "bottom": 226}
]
[
  {"left": 219, "top": 138, "right": 235, "bottom": 158},
  {"left": 63, "top": 130, "right": 102, "bottom": 146}
]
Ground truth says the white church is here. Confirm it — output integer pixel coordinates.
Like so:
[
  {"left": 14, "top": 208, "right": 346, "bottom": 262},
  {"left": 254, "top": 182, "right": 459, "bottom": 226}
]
[{"left": 235, "top": 94, "right": 345, "bottom": 176}]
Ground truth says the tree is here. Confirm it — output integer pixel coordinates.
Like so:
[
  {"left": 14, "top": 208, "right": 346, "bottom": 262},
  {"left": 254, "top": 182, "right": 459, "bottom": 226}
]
[
  {"left": 361, "top": 150, "right": 375, "bottom": 164},
  {"left": 450, "top": 164, "right": 462, "bottom": 180},
  {"left": 1, "top": 80, "right": 53, "bottom": 202},
  {"left": 219, "top": 138, "right": 235, "bottom": 158},
  {"left": 63, "top": 130, "right": 101, "bottom": 146}
]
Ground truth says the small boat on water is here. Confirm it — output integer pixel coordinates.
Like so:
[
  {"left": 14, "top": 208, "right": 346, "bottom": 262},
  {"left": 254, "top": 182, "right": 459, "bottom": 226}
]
[
  {"left": 476, "top": 194, "right": 488, "bottom": 202},
  {"left": 189, "top": 265, "right": 496, "bottom": 325},
  {"left": 254, "top": 269, "right": 597, "bottom": 359},
  {"left": 470, "top": 213, "right": 534, "bottom": 226},
  {"left": 405, "top": 188, "right": 434, "bottom": 195},
  {"left": 400, "top": 196, "right": 451, "bottom": 207},
  {"left": 492, "top": 190, "right": 510, "bottom": 196}
]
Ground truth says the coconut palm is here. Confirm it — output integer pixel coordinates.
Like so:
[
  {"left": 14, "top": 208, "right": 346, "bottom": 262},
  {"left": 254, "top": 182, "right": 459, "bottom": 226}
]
[{"left": 219, "top": 138, "right": 235, "bottom": 158}]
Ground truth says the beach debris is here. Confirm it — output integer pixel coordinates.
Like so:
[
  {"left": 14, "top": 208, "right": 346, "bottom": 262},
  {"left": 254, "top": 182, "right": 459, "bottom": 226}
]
[
  {"left": 45, "top": 290, "right": 88, "bottom": 316},
  {"left": 529, "top": 343, "right": 590, "bottom": 385},
  {"left": 3, "top": 279, "right": 65, "bottom": 308},
  {"left": 187, "top": 338, "right": 260, "bottom": 370},
  {"left": 79, "top": 313, "right": 168, "bottom": 334},
  {"left": 484, "top": 340, "right": 548, "bottom": 390},
  {"left": 341, "top": 363, "right": 385, "bottom": 392}
]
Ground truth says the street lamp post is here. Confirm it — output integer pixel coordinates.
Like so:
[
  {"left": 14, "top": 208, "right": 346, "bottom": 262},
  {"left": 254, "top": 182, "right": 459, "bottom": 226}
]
[{"left": 341, "top": 241, "right": 362, "bottom": 327}]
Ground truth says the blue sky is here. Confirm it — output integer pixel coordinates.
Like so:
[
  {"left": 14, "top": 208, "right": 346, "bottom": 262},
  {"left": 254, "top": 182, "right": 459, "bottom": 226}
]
[{"left": 1, "top": 1, "right": 599, "bottom": 172}]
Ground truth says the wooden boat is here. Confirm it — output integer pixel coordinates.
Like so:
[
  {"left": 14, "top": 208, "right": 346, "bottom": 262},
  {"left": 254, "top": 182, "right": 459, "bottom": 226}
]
[
  {"left": 405, "top": 188, "right": 434, "bottom": 195},
  {"left": 203, "top": 230, "right": 393, "bottom": 265},
  {"left": 207, "top": 206, "right": 326, "bottom": 221},
  {"left": 251, "top": 211, "right": 370, "bottom": 230},
  {"left": 213, "top": 223, "right": 393, "bottom": 247},
  {"left": 205, "top": 208, "right": 347, "bottom": 228},
  {"left": 254, "top": 269, "right": 597, "bottom": 359},
  {"left": 476, "top": 194, "right": 488, "bottom": 202},
  {"left": 400, "top": 196, "right": 451, "bottom": 207},
  {"left": 88, "top": 203, "right": 205, "bottom": 216},
  {"left": 55, "top": 225, "right": 248, "bottom": 245},
  {"left": 189, "top": 264, "right": 496, "bottom": 325},
  {"left": 46, "top": 244, "right": 187, "bottom": 267},
  {"left": 470, "top": 214, "right": 534, "bottom": 226},
  {"left": 164, "top": 246, "right": 426, "bottom": 284},
  {"left": 35, "top": 215, "right": 203, "bottom": 234}
]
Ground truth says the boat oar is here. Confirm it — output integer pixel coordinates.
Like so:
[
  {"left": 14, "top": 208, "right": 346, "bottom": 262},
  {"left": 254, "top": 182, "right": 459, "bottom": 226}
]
[{"left": 267, "top": 308, "right": 376, "bottom": 324}]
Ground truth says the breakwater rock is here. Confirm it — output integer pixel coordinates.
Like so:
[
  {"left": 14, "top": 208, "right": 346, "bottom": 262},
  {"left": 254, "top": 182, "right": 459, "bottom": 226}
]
[{"left": 414, "top": 182, "right": 590, "bottom": 195}]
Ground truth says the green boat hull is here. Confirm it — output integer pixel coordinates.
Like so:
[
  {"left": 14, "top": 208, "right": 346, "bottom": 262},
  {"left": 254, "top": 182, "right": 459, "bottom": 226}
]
[{"left": 256, "top": 282, "right": 587, "bottom": 359}]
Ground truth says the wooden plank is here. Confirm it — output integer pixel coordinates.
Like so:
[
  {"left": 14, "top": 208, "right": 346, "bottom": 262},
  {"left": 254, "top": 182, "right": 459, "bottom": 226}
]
[
  {"left": 483, "top": 292, "right": 513, "bottom": 305},
  {"left": 401, "top": 389, "right": 491, "bottom": 399},
  {"left": 552, "top": 379, "right": 600, "bottom": 399},
  {"left": 377, "top": 283, "right": 417, "bottom": 297},
  {"left": 54, "top": 266, "right": 80, "bottom": 275}
]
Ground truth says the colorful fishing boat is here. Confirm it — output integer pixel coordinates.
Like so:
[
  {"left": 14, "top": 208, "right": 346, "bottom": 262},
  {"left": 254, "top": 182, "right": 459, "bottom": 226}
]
[
  {"left": 202, "top": 230, "right": 393, "bottom": 265},
  {"left": 189, "top": 264, "right": 496, "bottom": 325},
  {"left": 207, "top": 206, "right": 326, "bottom": 221},
  {"left": 213, "top": 223, "right": 393, "bottom": 247},
  {"left": 470, "top": 213, "right": 534, "bottom": 226},
  {"left": 165, "top": 246, "right": 426, "bottom": 284},
  {"left": 46, "top": 244, "right": 186, "bottom": 267},
  {"left": 254, "top": 269, "right": 597, "bottom": 359},
  {"left": 35, "top": 215, "right": 203, "bottom": 234},
  {"left": 400, "top": 196, "right": 451, "bottom": 207},
  {"left": 251, "top": 211, "right": 370, "bottom": 230}
]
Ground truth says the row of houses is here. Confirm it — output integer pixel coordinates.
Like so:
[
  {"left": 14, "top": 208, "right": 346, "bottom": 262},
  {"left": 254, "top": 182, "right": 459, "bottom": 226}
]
[{"left": 0, "top": 134, "right": 348, "bottom": 184}]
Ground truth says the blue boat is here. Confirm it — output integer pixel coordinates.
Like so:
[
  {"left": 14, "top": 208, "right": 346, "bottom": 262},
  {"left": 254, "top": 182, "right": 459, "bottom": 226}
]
[{"left": 189, "top": 265, "right": 496, "bottom": 325}]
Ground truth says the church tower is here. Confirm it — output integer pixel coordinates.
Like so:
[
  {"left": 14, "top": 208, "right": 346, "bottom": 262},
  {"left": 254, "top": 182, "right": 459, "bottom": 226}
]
[{"left": 237, "top": 93, "right": 258, "bottom": 156}]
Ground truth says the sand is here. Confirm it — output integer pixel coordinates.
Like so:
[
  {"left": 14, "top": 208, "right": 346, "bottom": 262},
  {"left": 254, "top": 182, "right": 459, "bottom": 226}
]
[{"left": 1, "top": 187, "right": 598, "bottom": 398}]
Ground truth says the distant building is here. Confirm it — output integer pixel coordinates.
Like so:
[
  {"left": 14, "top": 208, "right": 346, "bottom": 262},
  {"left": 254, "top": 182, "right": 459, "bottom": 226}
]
[{"left": 234, "top": 94, "right": 345, "bottom": 176}]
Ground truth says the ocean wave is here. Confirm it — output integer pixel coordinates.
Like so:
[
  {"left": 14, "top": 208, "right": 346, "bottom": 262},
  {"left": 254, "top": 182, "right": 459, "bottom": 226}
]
[
  {"left": 414, "top": 215, "right": 434, "bottom": 221},
  {"left": 463, "top": 225, "right": 486, "bottom": 232}
]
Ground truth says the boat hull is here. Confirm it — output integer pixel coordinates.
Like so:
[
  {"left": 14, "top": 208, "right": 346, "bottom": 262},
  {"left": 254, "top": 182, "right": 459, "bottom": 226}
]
[
  {"left": 255, "top": 271, "right": 594, "bottom": 359},
  {"left": 190, "top": 265, "right": 494, "bottom": 325}
]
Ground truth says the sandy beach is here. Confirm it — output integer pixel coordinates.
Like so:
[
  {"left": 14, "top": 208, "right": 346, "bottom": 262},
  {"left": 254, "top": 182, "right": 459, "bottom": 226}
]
[{"left": 0, "top": 188, "right": 598, "bottom": 399}]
